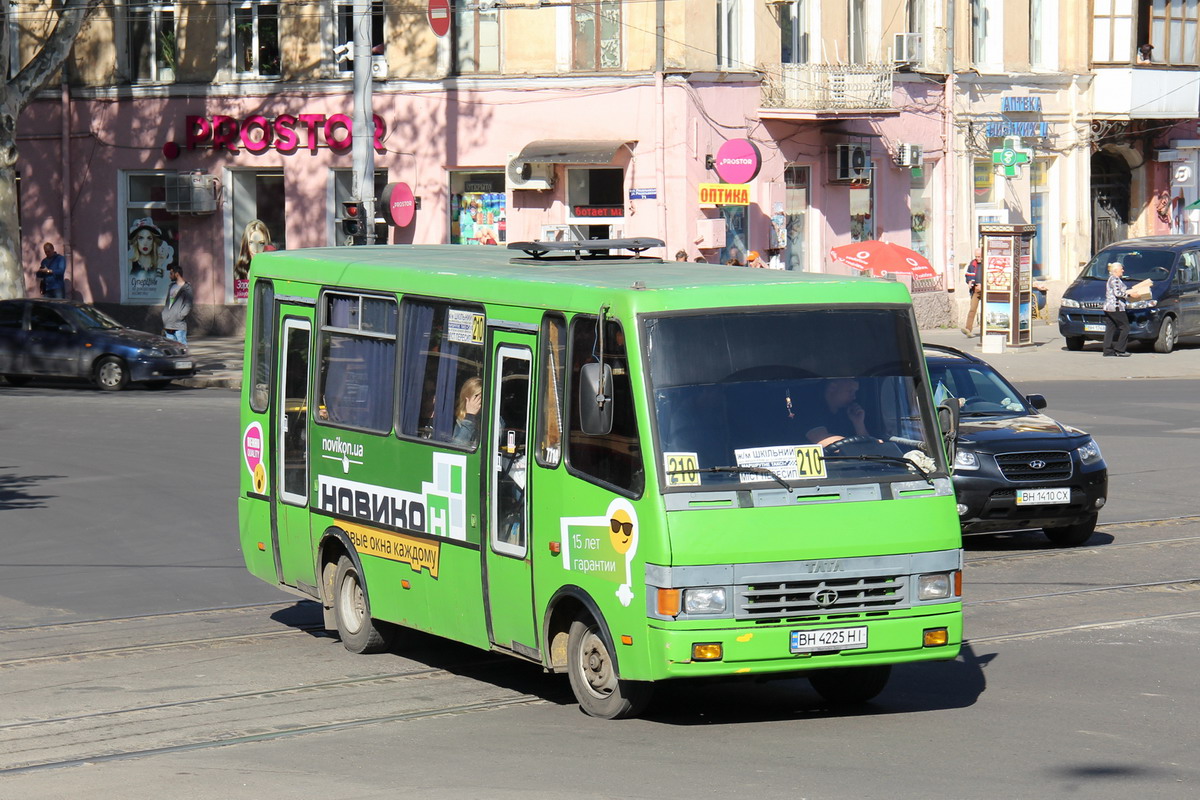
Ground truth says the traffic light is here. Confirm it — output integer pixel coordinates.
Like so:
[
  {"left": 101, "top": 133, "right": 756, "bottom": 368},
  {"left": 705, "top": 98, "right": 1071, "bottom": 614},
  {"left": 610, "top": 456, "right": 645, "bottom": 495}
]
[{"left": 341, "top": 201, "right": 363, "bottom": 238}]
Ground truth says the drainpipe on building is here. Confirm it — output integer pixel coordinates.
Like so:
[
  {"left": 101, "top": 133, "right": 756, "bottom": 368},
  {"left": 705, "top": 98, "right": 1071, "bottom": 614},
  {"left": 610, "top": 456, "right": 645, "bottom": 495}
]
[
  {"left": 944, "top": 0, "right": 956, "bottom": 292},
  {"left": 352, "top": 0, "right": 375, "bottom": 244},
  {"left": 61, "top": 76, "right": 72, "bottom": 295},
  {"left": 656, "top": 0, "right": 667, "bottom": 251}
]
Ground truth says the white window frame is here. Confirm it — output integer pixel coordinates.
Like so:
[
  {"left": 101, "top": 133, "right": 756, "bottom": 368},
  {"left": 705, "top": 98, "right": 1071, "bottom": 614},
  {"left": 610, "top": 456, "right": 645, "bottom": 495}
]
[
  {"left": 1030, "top": 0, "right": 1059, "bottom": 70},
  {"left": 123, "top": 1, "right": 178, "bottom": 84},
  {"left": 781, "top": 0, "right": 809, "bottom": 64},
  {"left": 232, "top": 1, "right": 281, "bottom": 79},
  {"left": 332, "top": 0, "right": 384, "bottom": 75},
  {"left": 971, "top": 0, "right": 1004, "bottom": 71},
  {"left": 455, "top": 5, "right": 500, "bottom": 73}
]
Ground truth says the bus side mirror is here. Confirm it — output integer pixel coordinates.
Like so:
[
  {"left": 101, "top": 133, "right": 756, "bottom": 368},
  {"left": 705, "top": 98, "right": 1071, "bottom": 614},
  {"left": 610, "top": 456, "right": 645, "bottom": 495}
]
[
  {"left": 579, "top": 362, "right": 614, "bottom": 435},
  {"left": 937, "top": 400, "right": 960, "bottom": 471}
]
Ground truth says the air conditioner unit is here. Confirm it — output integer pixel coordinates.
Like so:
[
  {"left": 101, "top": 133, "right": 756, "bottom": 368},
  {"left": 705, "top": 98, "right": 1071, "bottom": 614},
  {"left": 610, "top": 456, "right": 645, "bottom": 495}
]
[
  {"left": 164, "top": 171, "right": 218, "bottom": 215},
  {"left": 834, "top": 144, "right": 872, "bottom": 183},
  {"left": 894, "top": 32, "right": 923, "bottom": 67},
  {"left": 371, "top": 55, "right": 387, "bottom": 79},
  {"left": 897, "top": 143, "right": 923, "bottom": 168},
  {"left": 506, "top": 155, "right": 554, "bottom": 191}
]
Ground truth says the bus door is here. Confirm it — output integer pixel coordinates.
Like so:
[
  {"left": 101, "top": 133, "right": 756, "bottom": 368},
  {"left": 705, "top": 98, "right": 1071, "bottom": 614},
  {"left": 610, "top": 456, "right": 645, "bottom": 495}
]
[
  {"left": 272, "top": 312, "right": 316, "bottom": 589},
  {"left": 484, "top": 336, "right": 539, "bottom": 656}
]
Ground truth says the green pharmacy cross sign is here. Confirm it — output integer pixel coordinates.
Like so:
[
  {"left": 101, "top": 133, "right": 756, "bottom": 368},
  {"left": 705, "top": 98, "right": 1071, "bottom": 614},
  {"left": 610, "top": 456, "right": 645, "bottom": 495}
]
[{"left": 992, "top": 136, "right": 1033, "bottom": 178}]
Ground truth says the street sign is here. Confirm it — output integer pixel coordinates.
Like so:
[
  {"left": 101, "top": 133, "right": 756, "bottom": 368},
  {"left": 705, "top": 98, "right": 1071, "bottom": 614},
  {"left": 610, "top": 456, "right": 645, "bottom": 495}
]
[{"left": 428, "top": 0, "right": 450, "bottom": 38}]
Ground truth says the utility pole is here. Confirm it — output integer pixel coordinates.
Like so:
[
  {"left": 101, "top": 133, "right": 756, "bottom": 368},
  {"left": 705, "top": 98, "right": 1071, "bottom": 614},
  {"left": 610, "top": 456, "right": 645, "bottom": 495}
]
[{"left": 352, "top": 0, "right": 375, "bottom": 244}]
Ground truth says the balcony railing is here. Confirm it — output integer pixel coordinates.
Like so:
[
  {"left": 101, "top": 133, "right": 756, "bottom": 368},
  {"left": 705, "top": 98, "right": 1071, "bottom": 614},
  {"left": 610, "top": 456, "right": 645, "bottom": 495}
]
[{"left": 761, "top": 62, "right": 895, "bottom": 112}]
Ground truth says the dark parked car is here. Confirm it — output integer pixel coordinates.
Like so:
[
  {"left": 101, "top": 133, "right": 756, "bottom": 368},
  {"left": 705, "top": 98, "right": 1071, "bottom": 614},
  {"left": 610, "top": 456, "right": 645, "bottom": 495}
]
[
  {"left": 0, "top": 299, "right": 194, "bottom": 391},
  {"left": 924, "top": 344, "right": 1107, "bottom": 546},
  {"left": 1058, "top": 235, "right": 1200, "bottom": 353}
]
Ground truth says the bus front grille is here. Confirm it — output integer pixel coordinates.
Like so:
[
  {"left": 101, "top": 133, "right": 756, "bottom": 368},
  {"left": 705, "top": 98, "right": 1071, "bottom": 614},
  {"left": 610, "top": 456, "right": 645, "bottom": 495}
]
[{"left": 737, "top": 575, "right": 907, "bottom": 621}]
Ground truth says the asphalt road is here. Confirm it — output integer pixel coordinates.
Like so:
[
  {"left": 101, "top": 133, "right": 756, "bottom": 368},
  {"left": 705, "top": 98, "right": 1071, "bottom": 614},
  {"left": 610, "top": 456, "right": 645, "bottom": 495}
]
[{"left": 1, "top": 381, "right": 1198, "bottom": 798}]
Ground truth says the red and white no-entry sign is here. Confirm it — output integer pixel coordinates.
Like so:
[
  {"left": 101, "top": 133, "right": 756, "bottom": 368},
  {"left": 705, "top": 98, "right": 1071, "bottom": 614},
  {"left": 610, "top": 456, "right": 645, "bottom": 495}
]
[{"left": 428, "top": 0, "right": 450, "bottom": 38}]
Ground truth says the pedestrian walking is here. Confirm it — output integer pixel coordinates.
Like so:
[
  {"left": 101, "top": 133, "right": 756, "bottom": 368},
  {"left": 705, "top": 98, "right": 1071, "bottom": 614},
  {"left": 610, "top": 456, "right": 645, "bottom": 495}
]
[
  {"left": 961, "top": 249, "right": 982, "bottom": 336},
  {"left": 674, "top": 249, "right": 688, "bottom": 262},
  {"left": 1102, "top": 261, "right": 1131, "bottom": 357},
  {"left": 37, "top": 243, "right": 66, "bottom": 299},
  {"left": 162, "top": 265, "right": 194, "bottom": 347}
]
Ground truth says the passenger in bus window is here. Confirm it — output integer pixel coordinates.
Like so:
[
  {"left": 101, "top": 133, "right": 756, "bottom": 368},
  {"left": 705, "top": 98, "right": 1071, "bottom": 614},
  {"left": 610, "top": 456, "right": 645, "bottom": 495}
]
[
  {"left": 805, "top": 378, "right": 870, "bottom": 448},
  {"left": 452, "top": 377, "right": 483, "bottom": 445}
]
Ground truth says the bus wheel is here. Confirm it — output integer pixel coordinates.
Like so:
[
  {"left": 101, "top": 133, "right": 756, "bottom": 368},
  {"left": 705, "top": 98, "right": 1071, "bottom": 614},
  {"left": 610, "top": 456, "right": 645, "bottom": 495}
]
[
  {"left": 333, "top": 555, "right": 392, "bottom": 654},
  {"left": 808, "top": 664, "right": 891, "bottom": 706},
  {"left": 566, "top": 616, "right": 652, "bottom": 719}
]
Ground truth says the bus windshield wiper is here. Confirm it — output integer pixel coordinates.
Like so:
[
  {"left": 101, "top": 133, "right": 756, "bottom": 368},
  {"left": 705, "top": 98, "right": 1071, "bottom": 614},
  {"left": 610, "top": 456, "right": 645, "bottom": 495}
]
[
  {"left": 822, "top": 454, "right": 934, "bottom": 486},
  {"left": 667, "top": 465, "right": 793, "bottom": 493}
]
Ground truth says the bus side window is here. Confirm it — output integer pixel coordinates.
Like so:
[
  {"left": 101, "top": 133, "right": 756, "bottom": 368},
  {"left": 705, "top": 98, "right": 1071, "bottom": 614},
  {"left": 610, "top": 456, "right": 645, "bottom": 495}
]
[
  {"left": 567, "top": 315, "right": 644, "bottom": 495},
  {"left": 399, "top": 301, "right": 485, "bottom": 446},
  {"left": 536, "top": 313, "right": 566, "bottom": 467},
  {"left": 317, "top": 293, "right": 397, "bottom": 433},
  {"left": 249, "top": 280, "right": 275, "bottom": 412}
]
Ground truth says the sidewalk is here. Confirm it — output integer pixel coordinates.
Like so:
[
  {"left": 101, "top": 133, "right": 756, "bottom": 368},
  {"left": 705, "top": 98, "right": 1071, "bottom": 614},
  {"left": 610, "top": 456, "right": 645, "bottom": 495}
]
[{"left": 176, "top": 322, "right": 1200, "bottom": 391}]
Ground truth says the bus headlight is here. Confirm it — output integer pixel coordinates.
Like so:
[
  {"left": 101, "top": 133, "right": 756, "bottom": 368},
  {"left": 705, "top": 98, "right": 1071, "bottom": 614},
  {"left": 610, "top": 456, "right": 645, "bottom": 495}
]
[
  {"left": 917, "top": 573, "right": 953, "bottom": 600},
  {"left": 684, "top": 587, "right": 727, "bottom": 614}
]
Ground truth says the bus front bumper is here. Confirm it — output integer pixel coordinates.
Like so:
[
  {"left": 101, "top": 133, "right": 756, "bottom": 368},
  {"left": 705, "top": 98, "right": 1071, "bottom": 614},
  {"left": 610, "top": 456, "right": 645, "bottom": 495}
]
[{"left": 641, "top": 608, "right": 962, "bottom": 680}]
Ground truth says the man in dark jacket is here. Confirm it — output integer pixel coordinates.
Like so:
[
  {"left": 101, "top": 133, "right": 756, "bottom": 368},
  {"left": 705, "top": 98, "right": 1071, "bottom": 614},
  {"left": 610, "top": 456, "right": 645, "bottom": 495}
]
[
  {"left": 961, "top": 249, "right": 982, "bottom": 336},
  {"left": 161, "top": 265, "right": 194, "bottom": 346}
]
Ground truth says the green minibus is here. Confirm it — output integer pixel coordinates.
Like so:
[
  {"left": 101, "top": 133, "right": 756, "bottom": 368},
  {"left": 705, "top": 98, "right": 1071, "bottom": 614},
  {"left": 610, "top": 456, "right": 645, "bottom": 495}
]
[{"left": 238, "top": 239, "right": 962, "bottom": 718}]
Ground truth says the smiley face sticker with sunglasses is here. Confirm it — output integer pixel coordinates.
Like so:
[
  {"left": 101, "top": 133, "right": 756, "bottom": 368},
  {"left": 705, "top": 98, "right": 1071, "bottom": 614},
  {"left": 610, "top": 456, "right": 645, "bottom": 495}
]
[{"left": 560, "top": 498, "right": 640, "bottom": 607}]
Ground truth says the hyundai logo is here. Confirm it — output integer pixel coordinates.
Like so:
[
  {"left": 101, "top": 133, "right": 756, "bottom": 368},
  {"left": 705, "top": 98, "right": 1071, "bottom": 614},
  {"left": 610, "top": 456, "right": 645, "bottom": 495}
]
[
  {"left": 812, "top": 589, "right": 839, "bottom": 607},
  {"left": 1029, "top": 459, "right": 1047, "bottom": 470}
]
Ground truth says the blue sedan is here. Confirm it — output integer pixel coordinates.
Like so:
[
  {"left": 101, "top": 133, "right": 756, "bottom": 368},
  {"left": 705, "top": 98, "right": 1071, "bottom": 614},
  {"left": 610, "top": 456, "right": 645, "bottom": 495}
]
[{"left": 0, "top": 299, "right": 195, "bottom": 391}]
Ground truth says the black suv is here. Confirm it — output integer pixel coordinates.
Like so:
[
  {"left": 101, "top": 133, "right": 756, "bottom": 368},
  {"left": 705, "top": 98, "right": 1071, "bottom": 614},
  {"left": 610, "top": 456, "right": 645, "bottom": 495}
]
[
  {"left": 924, "top": 344, "right": 1108, "bottom": 546},
  {"left": 1058, "top": 235, "right": 1200, "bottom": 353}
]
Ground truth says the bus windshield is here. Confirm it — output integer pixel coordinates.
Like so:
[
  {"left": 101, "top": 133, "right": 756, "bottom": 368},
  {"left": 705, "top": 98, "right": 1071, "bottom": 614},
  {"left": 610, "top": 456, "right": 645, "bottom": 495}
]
[{"left": 645, "top": 308, "right": 945, "bottom": 490}]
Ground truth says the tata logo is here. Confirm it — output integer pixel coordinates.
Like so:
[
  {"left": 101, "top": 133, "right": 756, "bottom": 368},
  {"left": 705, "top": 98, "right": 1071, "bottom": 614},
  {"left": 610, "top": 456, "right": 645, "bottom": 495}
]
[
  {"left": 1028, "top": 459, "right": 1047, "bottom": 470},
  {"left": 804, "top": 560, "right": 843, "bottom": 574},
  {"left": 811, "top": 589, "right": 840, "bottom": 607}
]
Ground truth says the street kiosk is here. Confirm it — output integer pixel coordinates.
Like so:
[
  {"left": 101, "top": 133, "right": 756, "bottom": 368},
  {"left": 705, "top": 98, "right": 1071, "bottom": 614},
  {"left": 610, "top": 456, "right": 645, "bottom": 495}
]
[{"left": 979, "top": 224, "right": 1037, "bottom": 347}]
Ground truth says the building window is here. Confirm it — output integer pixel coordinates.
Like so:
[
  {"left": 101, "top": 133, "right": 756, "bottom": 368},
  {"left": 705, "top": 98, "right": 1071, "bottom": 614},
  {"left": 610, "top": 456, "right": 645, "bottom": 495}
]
[
  {"left": 780, "top": 0, "right": 808, "bottom": 64},
  {"left": 910, "top": 166, "right": 930, "bottom": 258},
  {"left": 1148, "top": 0, "right": 1200, "bottom": 65},
  {"left": 784, "top": 165, "right": 809, "bottom": 270},
  {"left": 850, "top": 182, "right": 875, "bottom": 242},
  {"left": 848, "top": 0, "right": 866, "bottom": 64},
  {"left": 719, "top": 206, "right": 748, "bottom": 265},
  {"left": 334, "top": 1, "right": 384, "bottom": 74},
  {"left": 450, "top": 172, "right": 506, "bottom": 245},
  {"left": 1029, "top": 0, "right": 1058, "bottom": 69},
  {"left": 126, "top": 2, "right": 177, "bottom": 83},
  {"left": 717, "top": 0, "right": 742, "bottom": 68},
  {"left": 573, "top": 0, "right": 620, "bottom": 71},
  {"left": 974, "top": 158, "right": 997, "bottom": 205},
  {"left": 971, "top": 0, "right": 1003, "bottom": 69},
  {"left": 566, "top": 167, "right": 625, "bottom": 239},
  {"left": 316, "top": 293, "right": 398, "bottom": 434},
  {"left": 1031, "top": 159, "right": 1049, "bottom": 278},
  {"left": 455, "top": 5, "right": 499, "bottom": 73},
  {"left": 123, "top": 173, "right": 178, "bottom": 304},
  {"left": 333, "top": 169, "right": 389, "bottom": 245},
  {"left": 233, "top": 2, "right": 280, "bottom": 78}
]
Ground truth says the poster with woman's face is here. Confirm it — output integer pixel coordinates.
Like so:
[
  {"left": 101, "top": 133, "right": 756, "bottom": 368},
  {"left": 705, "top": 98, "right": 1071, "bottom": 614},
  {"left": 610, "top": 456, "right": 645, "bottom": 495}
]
[
  {"left": 125, "top": 215, "right": 178, "bottom": 304},
  {"left": 235, "top": 219, "right": 275, "bottom": 302}
]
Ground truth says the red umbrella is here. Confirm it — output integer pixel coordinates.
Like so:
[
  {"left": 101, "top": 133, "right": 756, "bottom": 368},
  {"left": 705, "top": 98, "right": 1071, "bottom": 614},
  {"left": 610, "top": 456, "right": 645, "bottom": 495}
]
[{"left": 829, "top": 240, "right": 938, "bottom": 280}]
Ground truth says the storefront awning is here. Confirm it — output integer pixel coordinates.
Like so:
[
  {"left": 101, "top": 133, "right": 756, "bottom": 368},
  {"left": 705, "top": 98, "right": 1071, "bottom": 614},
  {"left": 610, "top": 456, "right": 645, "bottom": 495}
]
[{"left": 515, "top": 139, "right": 634, "bottom": 164}]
